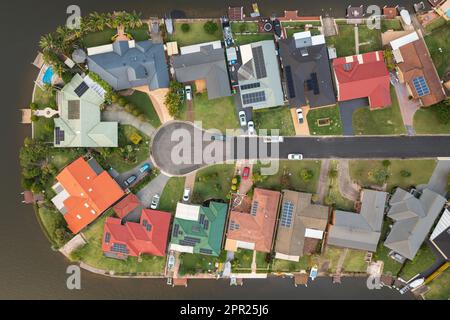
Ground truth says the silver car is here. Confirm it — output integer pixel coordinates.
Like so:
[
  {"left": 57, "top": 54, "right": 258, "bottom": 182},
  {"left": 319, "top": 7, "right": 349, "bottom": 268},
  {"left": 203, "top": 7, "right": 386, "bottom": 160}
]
[
  {"left": 150, "top": 194, "right": 160, "bottom": 210},
  {"left": 288, "top": 153, "right": 303, "bottom": 160},
  {"left": 247, "top": 121, "right": 256, "bottom": 135},
  {"left": 239, "top": 111, "right": 247, "bottom": 127}
]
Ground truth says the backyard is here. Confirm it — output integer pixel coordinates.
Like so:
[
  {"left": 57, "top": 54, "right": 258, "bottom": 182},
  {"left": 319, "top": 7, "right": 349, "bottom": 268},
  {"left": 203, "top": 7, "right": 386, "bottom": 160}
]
[
  {"left": 192, "top": 164, "right": 236, "bottom": 204},
  {"left": 307, "top": 105, "right": 343, "bottom": 135},
  {"left": 325, "top": 24, "right": 356, "bottom": 57},
  {"left": 424, "top": 20, "right": 450, "bottom": 78},
  {"left": 231, "top": 22, "right": 258, "bottom": 33},
  {"left": 357, "top": 26, "right": 382, "bottom": 54},
  {"left": 231, "top": 249, "right": 271, "bottom": 273},
  {"left": 125, "top": 24, "right": 150, "bottom": 41},
  {"left": 170, "top": 21, "right": 222, "bottom": 47},
  {"left": 322, "top": 246, "right": 368, "bottom": 274},
  {"left": 178, "top": 252, "right": 226, "bottom": 276},
  {"left": 37, "top": 206, "right": 72, "bottom": 249},
  {"left": 253, "top": 106, "right": 296, "bottom": 136},
  {"left": 158, "top": 177, "right": 186, "bottom": 213},
  {"left": 399, "top": 245, "right": 436, "bottom": 282},
  {"left": 381, "top": 19, "right": 403, "bottom": 32},
  {"left": 82, "top": 28, "right": 117, "bottom": 47},
  {"left": 425, "top": 268, "right": 450, "bottom": 300},
  {"left": 414, "top": 103, "right": 450, "bottom": 134},
  {"left": 124, "top": 91, "right": 161, "bottom": 128},
  {"left": 32, "top": 86, "right": 57, "bottom": 142},
  {"left": 270, "top": 256, "right": 311, "bottom": 273},
  {"left": 325, "top": 160, "right": 355, "bottom": 211}
]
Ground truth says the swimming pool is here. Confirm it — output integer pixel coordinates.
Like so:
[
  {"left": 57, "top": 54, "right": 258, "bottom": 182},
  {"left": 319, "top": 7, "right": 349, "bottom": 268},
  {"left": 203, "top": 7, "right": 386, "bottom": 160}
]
[{"left": 42, "top": 66, "right": 54, "bottom": 85}]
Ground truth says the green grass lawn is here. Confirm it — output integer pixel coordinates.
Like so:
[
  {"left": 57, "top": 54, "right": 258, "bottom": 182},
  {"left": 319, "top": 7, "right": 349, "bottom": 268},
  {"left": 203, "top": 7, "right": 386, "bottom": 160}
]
[
  {"left": 307, "top": 105, "right": 343, "bottom": 135},
  {"left": 82, "top": 28, "right": 117, "bottom": 47},
  {"left": 37, "top": 206, "right": 71, "bottom": 248},
  {"left": 178, "top": 251, "right": 226, "bottom": 276},
  {"left": 414, "top": 105, "right": 450, "bottom": 134},
  {"left": 270, "top": 256, "right": 311, "bottom": 272},
  {"left": 352, "top": 87, "right": 406, "bottom": 135},
  {"left": 253, "top": 106, "right": 296, "bottom": 136},
  {"left": 253, "top": 160, "right": 321, "bottom": 194},
  {"left": 49, "top": 148, "right": 85, "bottom": 170},
  {"left": 381, "top": 19, "right": 403, "bottom": 32},
  {"left": 234, "top": 34, "right": 274, "bottom": 45},
  {"left": 325, "top": 24, "right": 356, "bottom": 57},
  {"left": 125, "top": 91, "right": 161, "bottom": 128},
  {"left": 231, "top": 22, "right": 258, "bottom": 33},
  {"left": 232, "top": 249, "right": 254, "bottom": 271},
  {"left": 357, "top": 26, "right": 382, "bottom": 54},
  {"left": 125, "top": 23, "right": 150, "bottom": 41},
  {"left": 342, "top": 249, "right": 368, "bottom": 273},
  {"left": 159, "top": 177, "right": 186, "bottom": 214},
  {"left": 70, "top": 210, "right": 166, "bottom": 275},
  {"left": 425, "top": 17, "right": 448, "bottom": 33},
  {"left": 425, "top": 268, "right": 450, "bottom": 300},
  {"left": 349, "top": 159, "right": 437, "bottom": 192},
  {"left": 33, "top": 86, "right": 55, "bottom": 106},
  {"left": 399, "top": 245, "right": 436, "bottom": 282},
  {"left": 325, "top": 160, "right": 355, "bottom": 211},
  {"left": 424, "top": 21, "right": 450, "bottom": 78},
  {"left": 192, "top": 164, "right": 236, "bottom": 204},
  {"left": 281, "top": 21, "right": 322, "bottom": 28},
  {"left": 323, "top": 245, "right": 344, "bottom": 273},
  {"left": 374, "top": 220, "right": 404, "bottom": 276},
  {"left": 33, "top": 118, "right": 54, "bottom": 142},
  {"left": 171, "top": 22, "right": 223, "bottom": 47}
]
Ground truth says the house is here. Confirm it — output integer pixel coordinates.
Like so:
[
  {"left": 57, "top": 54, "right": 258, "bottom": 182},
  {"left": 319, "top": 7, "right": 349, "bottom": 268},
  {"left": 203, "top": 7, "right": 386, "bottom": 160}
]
[
  {"left": 51, "top": 157, "right": 125, "bottom": 234},
  {"left": 54, "top": 74, "right": 118, "bottom": 147},
  {"left": 169, "top": 202, "right": 228, "bottom": 256},
  {"left": 430, "top": 208, "right": 450, "bottom": 260},
  {"left": 384, "top": 188, "right": 447, "bottom": 260},
  {"left": 327, "top": 189, "right": 389, "bottom": 252},
  {"left": 113, "top": 193, "right": 146, "bottom": 222},
  {"left": 237, "top": 40, "right": 285, "bottom": 109},
  {"left": 173, "top": 41, "right": 231, "bottom": 100},
  {"left": 332, "top": 51, "right": 392, "bottom": 109},
  {"left": 87, "top": 39, "right": 170, "bottom": 91},
  {"left": 279, "top": 31, "right": 336, "bottom": 108},
  {"left": 102, "top": 208, "right": 172, "bottom": 259},
  {"left": 225, "top": 188, "right": 281, "bottom": 253},
  {"left": 274, "top": 191, "right": 330, "bottom": 262},
  {"left": 434, "top": 0, "right": 450, "bottom": 20},
  {"left": 390, "top": 31, "right": 446, "bottom": 107}
]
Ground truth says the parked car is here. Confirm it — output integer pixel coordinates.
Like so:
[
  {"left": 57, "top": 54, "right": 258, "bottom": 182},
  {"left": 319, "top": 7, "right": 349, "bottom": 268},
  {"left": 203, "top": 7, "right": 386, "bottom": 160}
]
[
  {"left": 150, "top": 194, "right": 160, "bottom": 210},
  {"left": 183, "top": 188, "right": 191, "bottom": 202},
  {"left": 389, "top": 72, "right": 399, "bottom": 85},
  {"left": 263, "top": 136, "right": 284, "bottom": 143},
  {"left": 211, "top": 134, "right": 227, "bottom": 141},
  {"left": 296, "top": 108, "right": 304, "bottom": 124},
  {"left": 168, "top": 251, "right": 175, "bottom": 269},
  {"left": 238, "top": 111, "right": 247, "bottom": 127},
  {"left": 247, "top": 121, "right": 256, "bottom": 135},
  {"left": 185, "top": 85, "right": 192, "bottom": 101},
  {"left": 123, "top": 175, "right": 137, "bottom": 187},
  {"left": 242, "top": 166, "right": 250, "bottom": 180},
  {"left": 139, "top": 163, "right": 152, "bottom": 174},
  {"left": 288, "top": 153, "right": 303, "bottom": 160}
]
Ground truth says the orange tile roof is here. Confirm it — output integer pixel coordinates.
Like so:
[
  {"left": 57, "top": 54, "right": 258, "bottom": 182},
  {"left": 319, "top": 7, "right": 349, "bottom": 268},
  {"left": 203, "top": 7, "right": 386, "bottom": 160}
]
[
  {"left": 113, "top": 193, "right": 141, "bottom": 218},
  {"left": 56, "top": 157, "right": 125, "bottom": 233},
  {"left": 227, "top": 188, "right": 281, "bottom": 253}
]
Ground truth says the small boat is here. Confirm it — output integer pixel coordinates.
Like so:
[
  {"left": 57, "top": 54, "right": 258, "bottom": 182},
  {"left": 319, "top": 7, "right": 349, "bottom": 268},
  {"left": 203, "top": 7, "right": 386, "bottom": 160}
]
[
  {"left": 165, "top": 15, "right": 173, "bottom": 35},
  {"left": 400, "top": 9, "right": 412, "bottom": 26},
  {"left": 309, "top": 265, "right": 318, "bottom": 281}
]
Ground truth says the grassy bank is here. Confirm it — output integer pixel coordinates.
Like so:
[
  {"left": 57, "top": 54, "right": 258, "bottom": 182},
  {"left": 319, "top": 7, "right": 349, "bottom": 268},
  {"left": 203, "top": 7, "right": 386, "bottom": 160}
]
[
  {"left": 125, "top": 91, "right": 161, "bottom": 128},
  {"left": 192, "top": 164, "right": 236, "bottom": 204}
]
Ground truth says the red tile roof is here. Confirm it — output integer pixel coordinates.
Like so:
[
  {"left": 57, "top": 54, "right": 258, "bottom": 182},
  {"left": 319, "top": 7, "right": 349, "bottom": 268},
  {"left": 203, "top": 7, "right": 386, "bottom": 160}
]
[
  {"left": 333, "top": 51, "right": 392, "bottom": 108},
  {"left": 56, "top": 157, "right": 125, "bottom": 234},
  {"left": 102, "top": 209, "right": 172, "bottom": 258},
  {"left": 113, "top": 193, "right": 141, "bottom": 218},
  {"left": 383, "top": 7, "right": 398, "bottom": 19}
]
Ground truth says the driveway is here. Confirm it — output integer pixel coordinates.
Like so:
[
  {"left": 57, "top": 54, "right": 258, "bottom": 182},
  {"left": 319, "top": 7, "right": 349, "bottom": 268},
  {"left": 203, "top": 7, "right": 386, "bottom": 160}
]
[
  {"left": 290, "top": 106, "right": 310, "bottom": 135},
  {"left": 393, "top": 81, "right": 420, "bottom": 136},
  {"left": 338, "top": 98, "right": 369, "bottom": 136},
  {"left": 137, "top": 173, "right": 171, "bottom": 207},
  {"left": 426, "top": 158, "right": 450, "bottom": 197},
  {"left": 102, "top": 104, "right": 156, "bottom": 137}
]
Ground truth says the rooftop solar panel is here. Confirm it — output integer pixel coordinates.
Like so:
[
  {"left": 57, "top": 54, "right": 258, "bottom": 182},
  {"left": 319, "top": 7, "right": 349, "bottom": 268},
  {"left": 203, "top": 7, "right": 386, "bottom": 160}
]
[
  {"left": 111, "top": 243, "right": 129, "bottom": 254},
  {"left": 240, "top": 82, "right": 261, "bottom": 91},
  {"left": 252, "top": 46, "right": 267, "bottom": 79},
  {"left": 104, "top": 232, "right": 111, "bottom": 244},
  {"left": 242, "top": 91, "right": 266, "bottom": 105},
  {"left": 412, "top": 76, "right": 430, "bottom": 97},
  {"left": 280, "top": 201, "right": 294, "bottom": 228},
  {"left": 250, "top": 201, "right": 259, "bottom": 216},
  {"left": 172, "top": 224, "right": 180, "bottom": 237},
  {"left": 55, "top": 127, "right": 65, "bottom": 145},
  {"left": 74, "top": 81, "right": 89, "bottom": 97},
  {"left": 285, "top": 66, "right": 296, "bottom": 99}
]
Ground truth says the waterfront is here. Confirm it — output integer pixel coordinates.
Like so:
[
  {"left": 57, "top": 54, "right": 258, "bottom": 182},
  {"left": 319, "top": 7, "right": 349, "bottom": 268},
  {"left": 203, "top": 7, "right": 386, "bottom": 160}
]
[{"left": 0, "top": 0, "right": 419, "bottom": 299}]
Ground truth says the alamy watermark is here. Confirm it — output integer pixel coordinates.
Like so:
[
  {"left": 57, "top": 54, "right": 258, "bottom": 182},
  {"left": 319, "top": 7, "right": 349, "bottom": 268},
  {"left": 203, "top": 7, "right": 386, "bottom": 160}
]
[{"left": 66, "top": 265, "right": 81, "bottom": 290}]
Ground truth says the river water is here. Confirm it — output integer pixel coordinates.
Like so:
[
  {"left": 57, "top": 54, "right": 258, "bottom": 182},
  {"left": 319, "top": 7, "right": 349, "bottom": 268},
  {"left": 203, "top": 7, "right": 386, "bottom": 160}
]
[{"left": 0, "top": 0, "right": 418, "bottom": 299}]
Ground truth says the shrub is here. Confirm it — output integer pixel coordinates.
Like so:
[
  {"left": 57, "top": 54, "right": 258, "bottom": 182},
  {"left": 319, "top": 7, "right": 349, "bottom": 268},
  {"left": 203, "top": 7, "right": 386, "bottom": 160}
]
[
  {"left": 203, "top": 21, "right": 218, "bottom": 34},
  {"left": 374, "top": 169, "right": 389, "bottom": 184},
  {"left": 382, "top": 160, "right": 391, "bottom": 168},
  {"left": 400, "top": 170, "right": 411, "bottom": 178},
  {"left": 118, "top": 97, "right": 128, "bottom": 107},
  {"left": 434, "top": 100, "right": 450, "bottom": 125},
  {"left": 30, "top": 103, "right": 39, "bottom": 111},
  {"left": 239, "top": 23, "right": 248, "bottom": 33},
  {"left": 165, "top": 81, "right": 184, "bottom": 117},
  {"left": 181, "top": 23, "right": 190, "bottom": 33},
  {"left": 300, "top": 168, "right": 314, "bottom": 182}
]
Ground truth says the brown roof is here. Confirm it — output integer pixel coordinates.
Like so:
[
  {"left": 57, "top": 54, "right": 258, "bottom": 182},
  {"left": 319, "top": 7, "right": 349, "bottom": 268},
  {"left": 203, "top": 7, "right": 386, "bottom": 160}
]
[
  {"left": 397, "top": 38, "right": 445, "bottom": 106},
  {"left": 383, "top": 7, "right": 398, "bottom": 19},
  {"left": 227, "top": 188, "right": 281, "bottom": 253},
  {"left": 228, "top": 7, "right": 244, "bottom": 21}
]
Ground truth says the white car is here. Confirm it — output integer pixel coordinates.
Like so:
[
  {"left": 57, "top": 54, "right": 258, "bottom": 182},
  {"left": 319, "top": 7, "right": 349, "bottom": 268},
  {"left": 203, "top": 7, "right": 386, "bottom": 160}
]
[
  {"left": 288, "top": 153, "right": 303, "bottom": 160},
  {"left": 296, "top": 108, "right": 304, "bottom": 124},
  {"left": 183, "top": 188, "right": 191, "bottom": 202},
  {"left": 150, "top": 194, "right": 160, "bottom": 210},
  {"left": 238, "top": 111, "right": 247, "bottom": 127},
  {"left": 247, "top": 121, "right": 256, "bottom": 135},
  {"left": 185, "top": 85, "right": 192, "bottom": 101}
]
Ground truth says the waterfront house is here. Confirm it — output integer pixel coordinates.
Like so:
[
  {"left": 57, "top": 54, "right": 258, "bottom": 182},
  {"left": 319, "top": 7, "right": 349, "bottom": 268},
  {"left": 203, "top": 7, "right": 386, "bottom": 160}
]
[
  {"left": 102, "top": 208, "right": 172, "bottom": 259},
  {"left": 430, "top": 208, "right": 450, "bottom": 260},
  {"left": 53, "top": 74, "right": 118, "bottom": 147},
  {"left": 327, "top": 189, "right": 389, "bottom": 252},
  {"left": 169, "top": 202, "right": 228, "bottom": 256},
  {"left": 172, "top": 41, "right": 231, "bottom": 100},
  {"left": 86, "top": 39, "right": 170, "bottom": 91},
  {"left": 384, "top": 188, "right": 447, "bottom": 260},
  {"left": 236, "top": 40, "right": 285, "bottom": 110},
  {"left": 113, "top": 193, "right": 145, "bottom": 222},
  {"left": 51, "top": 157, "right": 125, "bottom": 234},
  {"left": 278, "top": 31, "right": 336, "bottom": 108},
  {"left": 225, "top": 188, "right": 281, "bottom": 253},
  {"left": 274, "top": 191, "right": 330, "bottom": 262},
  {"left": 332, "top": 51, "right": 391, "bottom": 109},
  {"left": 390, "top": 31, "right": 446, "bottom": 107}
]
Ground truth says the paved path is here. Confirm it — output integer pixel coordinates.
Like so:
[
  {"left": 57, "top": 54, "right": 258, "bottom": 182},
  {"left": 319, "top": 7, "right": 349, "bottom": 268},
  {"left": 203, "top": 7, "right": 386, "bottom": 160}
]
[
  {"left": 426, "top": 158, "right": 450, "bottom": 197},
  {"left": 315, "top": 159, "right": 331, "bottom": 203},
  {"left": 184, "top": 171, "right": 196, "bottom": 193},
  {"left": 393, "top": 81, "right": 420, "bottom": 136},
  {"left": 337, "top": 160, "right": 360, "bottom": 201},
  {"left": 102, "top": 104, "right": 156, "bottom": 137},
  {"left": 354, "top": 26, "right": 359, "bottom": 55},
  {"left": 137, "top": 173, "right": 170, "bottom": 207}
]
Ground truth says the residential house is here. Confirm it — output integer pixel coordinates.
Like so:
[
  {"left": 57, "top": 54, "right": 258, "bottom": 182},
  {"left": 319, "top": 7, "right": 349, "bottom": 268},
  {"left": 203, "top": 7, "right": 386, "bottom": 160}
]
[
  {"left": 173, "top": 41, "right": 231, "bottom": 100},
  {"left": 237, "top": 40, "right": 285, "bottom": 109},
  {"left": 390, "top": 31, "right": 446, "bottom": 107},
  {"left": 430, "top": 208, "right": 450, "bottom": 260},
  {"left": 54, "top": 74, "right": 118, "bottom": 147},
  {"left": 385, "top": 188, "right": 447, "bottom": 260},
  {"left": 434, "top": 0, "right": 450, "bottom": 20},
  {"left": 102, "top": 208, "right": 172, "bottom": 259},
  {"left": 51, "top": 157, "right": 125, "bottom": 234},
  {"left": 87, "top": 39, "right": 170, "bottom": 91},
  {"left": 225, "top": 188, "right": 281, "bottom": 253},
  {"left": 279, "top": 31, "right": 336, "bottom": 108},
  {"left": 332, "top": 51, "right": 392, "bottom": 109},
  {"left": 169, "top": 202, "right": 228, "bottom": 256},
  {"left": 275, "top": 191, "right": 330, "bottom": 262},
  {"left": 328, "top": 189, "right": 389, "bottom": 252}
]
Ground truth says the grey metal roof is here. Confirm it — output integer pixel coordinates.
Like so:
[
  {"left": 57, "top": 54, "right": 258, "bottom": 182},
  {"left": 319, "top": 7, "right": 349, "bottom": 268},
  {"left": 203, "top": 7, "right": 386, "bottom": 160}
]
[
  {"left": 384, "top": 188, "right": 446, "bottom": 260},
  {"left": 173, "top": 45, "right": 231, "bottom": 100},
  {"left": 279, "top": 37, "right": 336, "bottom": 108},
  {"left": 87, "top": 40, "right": 169, "bottom": 91}
]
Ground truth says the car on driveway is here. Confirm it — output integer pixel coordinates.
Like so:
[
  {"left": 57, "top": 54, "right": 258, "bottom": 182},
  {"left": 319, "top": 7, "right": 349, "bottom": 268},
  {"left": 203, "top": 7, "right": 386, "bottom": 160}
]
[
  {"left": 185, "top": 85, "right": 192, "bottom": 101},
  {"left": 242, "top": 166, "right": 250, "bottom": 180},
  {"left": 123, "top": 175, "right": 137, "bottom": 187},
  {"left": 247, "top": 121, "right": 256, "bottom": 135},
  {"left": 183, "top": 188, "right": 191, "bottom": 202},
  {"left": 296, "top": 108, "right": 304, "bottom": 124},
  {"left": 288, "top": 153, "right": 303, "bottom": 160},
  {"left": 139, "top": 163, "right": 152, "bottom": 174},
  {"left": 238, "top": 111, "right": 247, "bottom": 127},
  {"left": 150, "top": 194, "right": 160, "bottom": 210}
]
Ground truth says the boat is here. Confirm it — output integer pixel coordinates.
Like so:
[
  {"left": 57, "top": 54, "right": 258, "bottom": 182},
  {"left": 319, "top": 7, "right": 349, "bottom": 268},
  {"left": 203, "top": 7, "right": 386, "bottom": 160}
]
[
  {"left": 250, "top": 3, "right": 261, "bottom": 18},
  {"left": 400, "top": 9, "right": 412, "bottom": 26},
  {"left": 309, "top": 265, "right": 318, "bottom": 281},
  {"left": 165, "top": 16, "right": 173, "bottom": 35}
]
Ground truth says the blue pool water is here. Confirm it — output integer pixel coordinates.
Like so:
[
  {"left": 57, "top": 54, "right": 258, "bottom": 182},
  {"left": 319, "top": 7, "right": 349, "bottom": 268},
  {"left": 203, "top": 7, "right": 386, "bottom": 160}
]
[{"left": 42, "top": 66, "right": 54, "bottom": 85}]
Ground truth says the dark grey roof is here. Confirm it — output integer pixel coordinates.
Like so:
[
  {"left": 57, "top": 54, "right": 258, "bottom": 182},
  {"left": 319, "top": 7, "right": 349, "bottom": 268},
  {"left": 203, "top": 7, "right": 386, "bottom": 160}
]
[
  {"left": 87, "top": 40, "right": 169, "bottom": 91},
  {"left": 279, "top": 38, "right": 336, "bottom": 108},
  {"left": 173, "top": 45, "right": 231, "bottom": 100}
]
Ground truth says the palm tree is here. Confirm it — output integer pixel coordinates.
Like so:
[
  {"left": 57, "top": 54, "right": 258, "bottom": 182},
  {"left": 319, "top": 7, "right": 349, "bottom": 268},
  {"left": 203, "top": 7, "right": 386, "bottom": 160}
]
[
  {"left": 39, "top": 34, "right": 56, "bottom": 52},
  {"left": 127, "top": 11, "right": 143, "bottom": 29}
]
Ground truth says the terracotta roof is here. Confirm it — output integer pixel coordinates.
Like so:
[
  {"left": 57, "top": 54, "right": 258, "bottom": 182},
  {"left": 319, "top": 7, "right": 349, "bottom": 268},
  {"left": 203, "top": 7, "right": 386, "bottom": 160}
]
[
  {"left": 55, "top": 157, "right": 125, "bottom": 234},
  {"left": 333, "top": 51, "right": 391, "bottom": 108},
  {"left": 383, "top": 7, "right": 398, "bottom": 19},
  {"left": 102, "top": 209, "right": 172, "bottom": 258},
  {"left": 113, "top": 193, "right": 141, "bottom": 218},
  {"left": 226, "top": 188, "right": 281, "bottom": 253}
]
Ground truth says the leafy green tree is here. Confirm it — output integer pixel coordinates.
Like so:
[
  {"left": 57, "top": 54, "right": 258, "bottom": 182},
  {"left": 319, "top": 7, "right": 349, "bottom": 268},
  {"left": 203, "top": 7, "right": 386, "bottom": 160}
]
[
  {"left": 165, "top": 81, "right": 184, "bottom": 117},
  {"left": 181, "top": 23, "right": 190, "bottom": 33},
  {"left": 203, "top": 21, "right": 218, "bottom": 34},
  {"left": 300, "top": 168, "right": 314, "bottom": 182}
]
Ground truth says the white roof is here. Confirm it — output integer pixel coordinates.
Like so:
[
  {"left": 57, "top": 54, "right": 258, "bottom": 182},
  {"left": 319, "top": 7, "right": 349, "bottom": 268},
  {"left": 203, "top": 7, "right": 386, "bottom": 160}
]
[
  {"left": 311, "top": 35, "right": 326, "bottom": 46},
  {"left": 83, "top": 75, "right": 106, "bottom": 99},
  {"left": 390, "top": 31, "right": 419, "bottom": 50},
  {"left": 169, "top": 243, "right": 194, "bottom": 254},
  {"left": 51, "top": 185, "right": 70, "bottom": 212},
  {"left": 240, "top": 44, "right": 253, "bottom": 65},
  {"left": 293, "top": 30, "right": 311, "bottom": 40},
  {"left": 175, "top": 202, "right": 200, "bottom": 221},
  {"left": 431, "top": 209, "right": 450, "bottom": 240},
  {"left": 64, "top": 57, "right": 75, "bottom": 69},
  {"left": 400, "top": 9, "right": 412, "bottom": 26},
  {"left": 305, "top": 228, "right": 324, "bottom": 240},
  {"left": 236, "top": 240, "right": 255, "bottom": 250},
  {"left": 87, "top": 44, "right": 114, "bottom": 56},
  {"left": 180, "top": 40, "right": 222, "bottom": 55}
]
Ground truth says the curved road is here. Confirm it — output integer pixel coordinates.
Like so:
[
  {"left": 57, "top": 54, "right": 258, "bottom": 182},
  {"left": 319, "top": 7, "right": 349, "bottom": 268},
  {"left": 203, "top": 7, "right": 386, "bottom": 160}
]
[{"left": 152, "top": 122, "right": 450, "bottom": 176}]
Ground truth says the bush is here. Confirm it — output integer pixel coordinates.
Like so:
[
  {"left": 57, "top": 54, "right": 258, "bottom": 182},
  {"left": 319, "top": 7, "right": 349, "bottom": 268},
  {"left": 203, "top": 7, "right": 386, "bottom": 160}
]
[
  {"left": 300, "top": 168, "right": 314, "bottom": 182},
  {"left": 400, "top": 170, "right": 411, "bottom": 178},
  {"left": 118, "top": 97, "right": 128, "bottom": 107},
  {"left": 203, "top": 21, "right": 218, "bottom": 34},
  {"left": 434, "top": 100, "right": 450, "bottom": 125},
  {"left": 181, "top": 23, "right": 190, "bottom": 33},
  {"left": 165, "top": 81, "right": 184, "bottom": 117},
  {"left": 239, "top": 23, "right": 248, "bottom": 33},
  {"left": 374, "top": 169, "right": 389, "bottom": 184},
  {"left": 382, "top": 160, "right": 391, "bottom": 168}
]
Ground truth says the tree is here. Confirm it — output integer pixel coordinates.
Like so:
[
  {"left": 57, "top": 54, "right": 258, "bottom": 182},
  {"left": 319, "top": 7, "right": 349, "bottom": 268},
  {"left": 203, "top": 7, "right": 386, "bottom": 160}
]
[
  {"left": 203, "top": 21, "right": 218, "bottom": 34},
  {"left": 165, "top": 81, "right": 184, "bottom": 117},
  {"left": 300, "top": 168, "right": 314, "bottom": 182},
  {"left": 374, "top": 169, "right": 389, "bottom": 184},
  {"left": 181, "top": 23, "right": 190, "bottom": 33},
  {"left": 434, "top": 99, "right": 450, "bottom": 125}
]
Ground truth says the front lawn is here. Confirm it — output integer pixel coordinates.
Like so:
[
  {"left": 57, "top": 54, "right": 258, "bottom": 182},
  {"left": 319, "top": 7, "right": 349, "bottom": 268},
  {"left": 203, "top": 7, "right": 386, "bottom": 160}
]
[
  {"left": 270, "top": 256, "right": 311, "bottom": 273},
  {"left": 171, "top": 22, "right": 222, "bottom": 47},
  {"left": 424, "top": 21, "right": 450, "bottom": 78},
  {"left": 82, "top": 28, "right": 117, "bottom": 47},
  {"left": 178, "top": 252, "right": 226, "bottom": 276},
  {"left": 253, "top": 160, "right": 321, "bottom": 194},
  {"left": 357, "top": 26, "right": 382, "bottom": 54},
  {"left": 425, "top": 268, "right": 450, "bottom": 300},
  {"left": 325, "top": 160, "right": 355, "bottom": 211},
  {"left": 232, "top": 249, "right": 254, "bottom": 271},
  {"left": 234, "top": 34, "right": 274, "bottom": 46},
  {"left": 37, "top": 206, "right": 72, "bottom": 249},
  {"left": 253, "top": 106, "right": 296, "bottom": 136},
  {"left": 307, "top": 105, "right": 343, "bottom": 135},
  {"left": 414, "top": 104, "right": 450, "bottom": 134},
  {"left": 192, "top": 164, "right": 236, "bottom": 204},
  {"left": 323, "top": 245, "right": 344, "bottom": 273},
  {"left": 399, "top": 245, "right": 436, "bottom": 282},
  {"left": 352, "top": 87, "right": 406, "bottom": 135},
  {"left": 125, "top": 91, "right": 161, "bottom": 128},
  {"left": 343, "top": 249, "right": 368, "bottom": 273},
  {"left": 325, "top": 24, "right": 356, "bottom": 57},
  {"left": 159, "top": 177, "right": 186, "bottom": 213},
  {"left": 381, "top": 19, "right": 403, "bottom": 32}
]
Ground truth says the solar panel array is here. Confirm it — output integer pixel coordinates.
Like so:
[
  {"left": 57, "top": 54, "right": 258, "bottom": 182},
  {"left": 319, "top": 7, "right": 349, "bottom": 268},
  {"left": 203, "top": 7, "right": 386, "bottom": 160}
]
[
  {"left": 242, "top": 91, "right": 266, "bottom": 105},
  {"left": 74, "top": 81, "right": 89, "bottom": 97},
  {"left": 251, "top": 201, "right": 259, "bottom": 216},
  {"left": 412, "top": 76, "right": 430, "bottom": 97},
  {"left": 240, "top": 82, "right": 261, "bottom": 91},
  {"left": 199, "top": 248, "right": 213, "bottom": 255},
  {"left": 179, "top": 236, "right": 201, "bottom": 247},
  {"left": 104, "top": 232, "right": 111, "bottom": 244},
  {"left": 172, "top": 224, "right": 180, "bottom": 237},
  {"left": 280, "top": 201, "right": 294, "bottom": 228},
  {"left": 306, "top": 73, "right": 319, "bottom": 95},
  {"left": 285, "top": 66, "right": 296, "bottom": 99},
  {"left": 229, "top": 220, "right": 240, "bottom": 231},
  {"left": 55, "top": 127, "right": 65, "bottom": 145},
  {"left": 111, "top": 243, "right": 129, "bottom": 254},
  {"left": 252, "top": 46, "right": 267, "bottom": 79}
]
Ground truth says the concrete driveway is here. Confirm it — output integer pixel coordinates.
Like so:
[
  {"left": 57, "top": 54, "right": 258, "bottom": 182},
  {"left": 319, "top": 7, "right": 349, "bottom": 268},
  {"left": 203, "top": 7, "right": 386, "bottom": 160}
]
[
  {"left": 137, "top": 173, "right": 171, "bottom": 207},
  {"left": 290, "top": 106, "right": 310, "bottom": 135},
  {"left": 393, "top": 81, "right": 420, "bottom": 136},
  {"left": 338, "top": 98, "right": 369, "bottom": 136}
]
